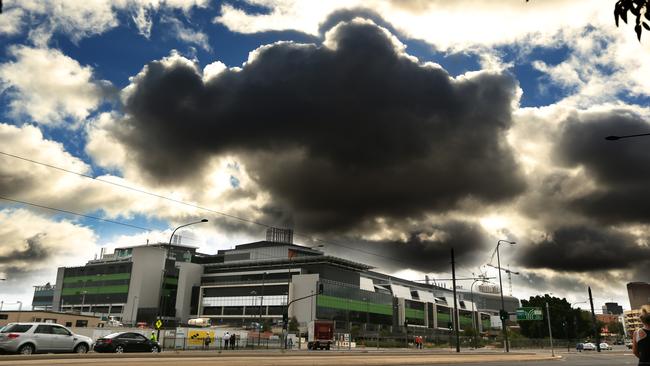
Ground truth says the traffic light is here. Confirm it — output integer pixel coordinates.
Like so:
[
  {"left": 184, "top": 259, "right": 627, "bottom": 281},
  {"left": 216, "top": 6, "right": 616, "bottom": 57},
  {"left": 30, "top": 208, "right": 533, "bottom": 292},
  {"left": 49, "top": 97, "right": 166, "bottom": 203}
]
[{"left": 500, "top": 310, "right": 509, "bottom": 321}]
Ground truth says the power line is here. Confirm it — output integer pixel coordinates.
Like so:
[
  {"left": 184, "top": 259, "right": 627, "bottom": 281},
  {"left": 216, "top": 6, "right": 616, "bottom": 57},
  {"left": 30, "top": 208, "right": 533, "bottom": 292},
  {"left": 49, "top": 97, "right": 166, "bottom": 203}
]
[
  {"left": 0, "top": 195, "right": 154, "bottom": 232},
  {"left": 0, "top": 151, "right": 480, "bottom": 273}
]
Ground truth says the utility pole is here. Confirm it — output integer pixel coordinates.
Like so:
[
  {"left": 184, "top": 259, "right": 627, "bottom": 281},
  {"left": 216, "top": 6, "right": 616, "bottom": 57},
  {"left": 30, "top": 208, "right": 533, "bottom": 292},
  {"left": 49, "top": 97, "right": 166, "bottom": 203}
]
[
  {"left": 588, "top": 287, "right": 601, "bottom": 352},
  {"left": 451, "top": 248, "right": 460, "bottom": 353},
  {"left": 546, "top": 302, "right": 554, "bottom": 357}
]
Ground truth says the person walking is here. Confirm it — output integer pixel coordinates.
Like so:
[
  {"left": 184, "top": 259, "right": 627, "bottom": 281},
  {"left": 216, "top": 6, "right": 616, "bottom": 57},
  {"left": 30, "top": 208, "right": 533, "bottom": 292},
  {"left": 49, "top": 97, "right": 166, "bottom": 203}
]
[
  {"left": 150, "top": 331, "right": 157, "bottom": 343},
  {"left": 231, "top": 333, "right": 236, "bottom": 350},
  {"left": 224, "top": 332, "right": 231, "bottom": 349},
  {"left": 204, "top": 333, "right": 211, "bottom": 350},
  {"left": 633, "top": 305, "right": 650, "bottom": 366}
]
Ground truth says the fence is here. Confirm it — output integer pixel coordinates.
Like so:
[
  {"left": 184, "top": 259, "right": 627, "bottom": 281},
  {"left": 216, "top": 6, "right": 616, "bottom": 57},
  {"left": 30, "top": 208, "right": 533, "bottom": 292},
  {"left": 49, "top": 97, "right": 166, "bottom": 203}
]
[{"left": 161, "top": 336, "right": 289, "bottom": 350}]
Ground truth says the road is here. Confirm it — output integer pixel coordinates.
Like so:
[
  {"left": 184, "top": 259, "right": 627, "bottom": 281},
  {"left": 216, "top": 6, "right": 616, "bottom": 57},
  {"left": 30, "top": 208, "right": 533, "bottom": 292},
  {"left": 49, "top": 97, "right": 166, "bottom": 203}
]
[{"left": 0, "top": 350, "right": 637, "bottom": 366}]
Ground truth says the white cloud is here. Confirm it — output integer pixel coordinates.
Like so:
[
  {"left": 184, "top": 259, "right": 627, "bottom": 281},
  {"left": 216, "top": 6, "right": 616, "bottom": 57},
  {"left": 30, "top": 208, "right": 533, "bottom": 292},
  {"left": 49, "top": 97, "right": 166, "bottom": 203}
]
[
  {"left": 5, "top": 0, "right": 209, "bottom": 45},
  {"left": 0, "top": 46, "right": 110, "bottom": 127},
  {"left": 164, "top": 16, "right": 212, "bottom": 52}
]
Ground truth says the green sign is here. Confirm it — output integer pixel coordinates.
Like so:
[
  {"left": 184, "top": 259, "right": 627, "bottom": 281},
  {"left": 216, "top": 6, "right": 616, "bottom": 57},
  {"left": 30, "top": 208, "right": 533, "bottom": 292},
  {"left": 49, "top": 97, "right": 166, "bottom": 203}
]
[
  {"left": 155, "top": 319, "right": 163, "bottom": 329},
  {"left": 516, "top": 307, "right": 543, "bottom": 321}
]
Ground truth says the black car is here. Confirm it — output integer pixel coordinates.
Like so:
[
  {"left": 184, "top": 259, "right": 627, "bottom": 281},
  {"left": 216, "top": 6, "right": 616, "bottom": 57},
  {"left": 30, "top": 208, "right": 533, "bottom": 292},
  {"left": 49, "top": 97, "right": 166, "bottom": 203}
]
[{"left": 93, "top": 332, "right": 160, "bottom": 353}]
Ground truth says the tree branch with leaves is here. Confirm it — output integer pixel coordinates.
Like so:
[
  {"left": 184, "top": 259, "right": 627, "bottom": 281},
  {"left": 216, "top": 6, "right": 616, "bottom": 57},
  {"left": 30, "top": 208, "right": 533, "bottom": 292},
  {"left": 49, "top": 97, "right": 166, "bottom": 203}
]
[{"left": 528, "top": 0, "right": 650, "bottom": 41}]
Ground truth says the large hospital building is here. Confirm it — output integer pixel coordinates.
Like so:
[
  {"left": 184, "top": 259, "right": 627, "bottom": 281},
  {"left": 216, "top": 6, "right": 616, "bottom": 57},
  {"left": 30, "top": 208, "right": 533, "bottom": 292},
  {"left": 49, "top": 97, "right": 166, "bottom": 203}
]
[{"left": 43, "top": 230, "right": 519, "bottom": 333}]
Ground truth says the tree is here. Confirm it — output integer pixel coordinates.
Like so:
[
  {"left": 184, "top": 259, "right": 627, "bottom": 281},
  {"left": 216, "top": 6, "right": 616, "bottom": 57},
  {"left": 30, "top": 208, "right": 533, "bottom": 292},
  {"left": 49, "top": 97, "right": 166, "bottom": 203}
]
[
  {"left": 288, "top": 316, "right": 299, "bottom": 332},
  {"left": 518, "top": 295, "right": 593, "bottom": 340},
  {"left": 528, "top": 0, "right": 650, "bottom": 41},
  {"left": 607, "top": 321, "right": 625, "bottom": 336}
]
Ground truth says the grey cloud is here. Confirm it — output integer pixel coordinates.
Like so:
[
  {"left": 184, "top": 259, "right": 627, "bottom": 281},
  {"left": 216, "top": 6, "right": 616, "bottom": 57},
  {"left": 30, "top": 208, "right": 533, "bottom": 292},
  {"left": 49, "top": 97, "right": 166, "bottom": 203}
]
[
  {"left": 517, "top": 226, "right": 650, "bottom": 272},
  {"left": 0, "top": 234, "right": 50, "bottom": 264},
  {"left": 554, "top": 110, "right": 650, "bottom": 224},
  {"left": 323, "top": 220, "right": 492, "bottom": 273},
  {"left": 113, "top": 18, "right": 526, "bottom": 233}
]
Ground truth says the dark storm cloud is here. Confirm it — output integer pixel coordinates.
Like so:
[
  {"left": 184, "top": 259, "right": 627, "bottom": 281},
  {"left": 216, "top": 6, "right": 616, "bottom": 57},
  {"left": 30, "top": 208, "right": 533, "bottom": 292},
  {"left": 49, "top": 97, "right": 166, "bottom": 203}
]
[
  {"left": 114, "top": 18, "right": 525, "bottom": 232},
  {"left": 0, "top": 234, "right": 49, "bottom": 264},
  {"left": 554, "top": 110, "right": 650, "bottom": 224},
  {"left": 323, "top": 220, "right": 491, "bottom": 273},
  {"left": 518, "top": 226, "right": 650, "bottom": 272}
]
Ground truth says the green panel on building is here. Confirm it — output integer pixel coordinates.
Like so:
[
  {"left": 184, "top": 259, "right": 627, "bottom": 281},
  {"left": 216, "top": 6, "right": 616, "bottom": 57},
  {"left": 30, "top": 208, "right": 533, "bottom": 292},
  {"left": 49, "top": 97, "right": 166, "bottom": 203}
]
[
  {"left": 63, "top": 273, "right": 131, "bottom": 283},
  {"left": 317, "top": 295, "right": 393, "bottom": 315},
  {"left": 61, "top": 285, "right": 129, "bottom": 295}
]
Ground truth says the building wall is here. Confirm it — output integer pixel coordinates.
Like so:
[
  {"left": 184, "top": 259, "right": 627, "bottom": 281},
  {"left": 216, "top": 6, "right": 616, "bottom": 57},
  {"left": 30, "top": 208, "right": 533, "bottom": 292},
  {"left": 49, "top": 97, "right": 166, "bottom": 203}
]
[
  {"left": 628, "top": 282, "right": 650, "bottom": 310},
  {"left": 0, "top": 311, "right": 102, "bottom": 327},
  {"left": 290, "top": 273, "right": 319, "bottom": 328},
  {"left": 123, "top": 246, "right": 166, "bottom": 323},
  {"left": 175, "top": 262, "right": 204, "bottom": 323},
  {"left": 52, "top": 267, "right": 65, "bottom": 311},
  {"left": 624, "top": 309, "right": 643, "bottom": 337}
]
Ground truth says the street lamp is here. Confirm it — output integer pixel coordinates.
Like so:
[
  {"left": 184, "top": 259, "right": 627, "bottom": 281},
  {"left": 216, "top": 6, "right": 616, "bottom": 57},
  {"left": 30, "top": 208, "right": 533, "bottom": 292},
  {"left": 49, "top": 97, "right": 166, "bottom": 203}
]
[
  {"left": 159, "top": 219, "right": 209, "bottom": 321},
  {"left": 258, "top": 271, "right": 267, "bottom": 347},
  {"left": 470, "top": 275, "right": 487, "bottom": 348},
  {"left": 496, "top": 239, "right": 516, "bottom": 353}
]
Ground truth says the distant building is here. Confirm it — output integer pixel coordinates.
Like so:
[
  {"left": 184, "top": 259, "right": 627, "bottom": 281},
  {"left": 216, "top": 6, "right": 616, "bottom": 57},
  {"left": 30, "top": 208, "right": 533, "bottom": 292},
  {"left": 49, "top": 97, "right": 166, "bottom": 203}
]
[
  {"left": 627, "top": 282, "right": 650, "bottom": 310},
  {"left": 0, "top": 310, "right": 102, "bottom": 327},
  {"left": 32, "top": 283, "right": 55, "bottom": 310},
  {"left": 624, "top": 309, "right": 643, "bottom": 337},
  {"left": 602, "top": 302, "right": 623, "bottom": 315}
]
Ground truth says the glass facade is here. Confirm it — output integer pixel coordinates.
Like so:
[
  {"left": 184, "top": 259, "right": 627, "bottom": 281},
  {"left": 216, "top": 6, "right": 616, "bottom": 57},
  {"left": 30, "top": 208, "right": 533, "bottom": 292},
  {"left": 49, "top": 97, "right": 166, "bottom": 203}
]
[
  {"left": 404, "top": 299, "right": 425, "bottom": 326},
  {"left": 60, "top": 263, "right": 132, "bottom": 306},
  {"left": 316, "top": 279, "right": 394, "bottom": 327}
]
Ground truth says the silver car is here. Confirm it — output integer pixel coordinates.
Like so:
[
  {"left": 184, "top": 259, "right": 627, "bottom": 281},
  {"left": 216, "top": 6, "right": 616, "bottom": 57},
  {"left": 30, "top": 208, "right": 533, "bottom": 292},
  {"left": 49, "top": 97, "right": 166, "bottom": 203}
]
[{"left": 0, "top": 322, "right": 93, "bottom": 355}]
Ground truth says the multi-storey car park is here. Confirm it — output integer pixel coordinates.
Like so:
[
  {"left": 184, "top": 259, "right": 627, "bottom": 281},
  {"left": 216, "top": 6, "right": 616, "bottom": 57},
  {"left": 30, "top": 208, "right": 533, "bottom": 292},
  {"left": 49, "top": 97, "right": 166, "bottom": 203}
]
[{"left": 42, "top": 230, "right": 519, "bottom": 335}]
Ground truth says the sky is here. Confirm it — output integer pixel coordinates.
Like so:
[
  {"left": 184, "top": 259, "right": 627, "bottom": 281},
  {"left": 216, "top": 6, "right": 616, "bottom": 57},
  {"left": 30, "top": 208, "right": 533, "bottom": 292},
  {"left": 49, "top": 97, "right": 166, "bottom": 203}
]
[{"left": 1, "top": 0, "right": 649, "bottom": 312}]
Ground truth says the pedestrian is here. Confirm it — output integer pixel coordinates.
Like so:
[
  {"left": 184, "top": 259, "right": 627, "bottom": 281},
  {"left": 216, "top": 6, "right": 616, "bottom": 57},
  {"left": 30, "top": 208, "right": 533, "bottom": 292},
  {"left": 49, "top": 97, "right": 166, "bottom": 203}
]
[
  {"left": 204, "top": 333, "right": 211, "bottom": 349},
  {"left": 633, "top": 304, "right": 650, "bottom": 366},
  {"left": 224, "top": 332, "right": 230, "bottom": 349},
  {"left": 150, "top": 331, "right": 157, "bottom": 343},
  {"left": 576, "top": 343, "right": 583, "bottom": 352},
  {"left": 231, "top": 333, "right": 236, "bottom": 350}
]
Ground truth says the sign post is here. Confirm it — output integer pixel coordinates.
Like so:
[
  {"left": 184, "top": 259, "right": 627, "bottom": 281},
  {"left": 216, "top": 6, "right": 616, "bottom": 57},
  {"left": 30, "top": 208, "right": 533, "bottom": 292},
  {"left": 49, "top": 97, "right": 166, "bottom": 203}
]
[{"left": 516, "top": 307, "right": 543, "bottom": 321}]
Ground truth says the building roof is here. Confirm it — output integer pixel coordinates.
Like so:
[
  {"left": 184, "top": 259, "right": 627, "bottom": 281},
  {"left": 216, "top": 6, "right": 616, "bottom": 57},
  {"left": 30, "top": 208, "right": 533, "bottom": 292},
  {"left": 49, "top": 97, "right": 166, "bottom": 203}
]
[{"left": 203, "top": 254, "right": 373, "bottom": 272}]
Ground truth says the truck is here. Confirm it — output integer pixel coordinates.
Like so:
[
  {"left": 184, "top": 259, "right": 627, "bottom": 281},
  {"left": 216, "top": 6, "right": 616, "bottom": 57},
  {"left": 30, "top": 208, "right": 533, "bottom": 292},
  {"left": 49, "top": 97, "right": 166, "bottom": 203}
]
[{"left": 307, "top": 320, "right": 334, "bottom": 350}]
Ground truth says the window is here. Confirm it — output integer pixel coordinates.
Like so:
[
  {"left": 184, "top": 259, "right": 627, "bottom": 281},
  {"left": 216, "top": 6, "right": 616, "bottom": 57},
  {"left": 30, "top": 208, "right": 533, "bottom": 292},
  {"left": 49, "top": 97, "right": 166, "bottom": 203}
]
[
  {"left": 52, "top": 326, "right": 71, "bottom": 336},
  {"left": 44, "top": 318, "right": 56, "bottom": 323},
  {"left": 75, "top": 320, "right": 88, "bottom": 327},
  {"left": 133, "top": 334, "right": 147, "bottom": 341},
  {"left": 65, "top": 322, "right": 72, "bottom": 327},
  {"left": 34, "top": 325, "right": 53, "bottom": 334},
  {"left": 33, "top": 318, "right": 41, "bottom": 322},
  {"left": 2, "top": 324, "right": 32, "bottom": 333},
  {"left": 0, "top": 314, "right": 7, "bottom": 320}
]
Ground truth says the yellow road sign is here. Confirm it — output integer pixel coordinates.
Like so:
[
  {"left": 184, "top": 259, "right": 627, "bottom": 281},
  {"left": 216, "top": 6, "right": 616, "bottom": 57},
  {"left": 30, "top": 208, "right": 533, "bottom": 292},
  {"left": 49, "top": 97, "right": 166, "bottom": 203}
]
[{"left": 155, "top": 319, "right": 163, "bottom": 329}]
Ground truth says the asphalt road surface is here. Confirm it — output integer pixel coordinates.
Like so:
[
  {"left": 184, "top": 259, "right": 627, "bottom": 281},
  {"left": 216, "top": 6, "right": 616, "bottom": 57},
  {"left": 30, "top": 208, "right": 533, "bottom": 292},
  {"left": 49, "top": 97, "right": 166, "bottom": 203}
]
[{"left": 0, "top": 350, "right": 637, "bottom": 366}]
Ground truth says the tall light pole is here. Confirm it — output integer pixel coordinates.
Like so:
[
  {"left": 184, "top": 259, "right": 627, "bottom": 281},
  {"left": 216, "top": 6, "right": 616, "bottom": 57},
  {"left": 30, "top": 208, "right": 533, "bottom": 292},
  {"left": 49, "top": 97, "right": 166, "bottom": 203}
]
[
  {"left": 259, "top": 271, "right": 267, "bottom": 347},
  {"left": 496, "top": 239, "right": 516, "bottom": 352},
  {"left": 159, "top": 219, "right": 208, "bottom": 320},
  {"left": 470, "top": 275, "right": 486, "bottom": 348},
  {"left": 81, "top": 291, "right": 88, "bottom": 314}
]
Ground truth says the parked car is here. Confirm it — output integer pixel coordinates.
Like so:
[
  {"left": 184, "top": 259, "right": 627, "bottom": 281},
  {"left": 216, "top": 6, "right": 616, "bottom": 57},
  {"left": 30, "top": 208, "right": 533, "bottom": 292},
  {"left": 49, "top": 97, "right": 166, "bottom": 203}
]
[
  {"left": 0, "top": 323, "right": 93, "bottom": 355},
  {"left": 93, "top": 332, "right": 160, "bottom": 353},
  {"left": 599, "top": 342, "right": 612, "bottom": 350},
  {"left": 582, "top": 342, "right": 596, "bottom": 350}
]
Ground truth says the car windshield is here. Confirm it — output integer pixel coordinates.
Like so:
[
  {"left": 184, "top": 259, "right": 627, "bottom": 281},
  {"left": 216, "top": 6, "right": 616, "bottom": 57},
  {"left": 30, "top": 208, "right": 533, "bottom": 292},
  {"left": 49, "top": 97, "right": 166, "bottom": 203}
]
[
  {"left": 1, "top": 324, "right": 32, "bottom": 333},
  {"left": 103, "top": 332, "right": 123, "bottom": 339}
]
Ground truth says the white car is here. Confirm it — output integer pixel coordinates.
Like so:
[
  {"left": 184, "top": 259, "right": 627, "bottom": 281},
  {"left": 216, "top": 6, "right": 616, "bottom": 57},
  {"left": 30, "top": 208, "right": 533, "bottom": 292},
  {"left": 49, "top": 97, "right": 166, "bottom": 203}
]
[
  {"left": 0, "top": 323, "right": 93, "bottom": 355},
  {"left": 582, "top": 342, "right": 596, "bottom": 350},
  {"left": 600, "top": 342, "right": 612, "bottom": 350}
]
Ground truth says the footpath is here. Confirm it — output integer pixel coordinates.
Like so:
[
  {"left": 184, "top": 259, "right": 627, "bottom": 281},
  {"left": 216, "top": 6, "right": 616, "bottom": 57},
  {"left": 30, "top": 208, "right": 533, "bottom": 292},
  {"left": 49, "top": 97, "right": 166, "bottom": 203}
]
[{"left": 0, "top": 349, "right": 560, "bottom": 365}]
